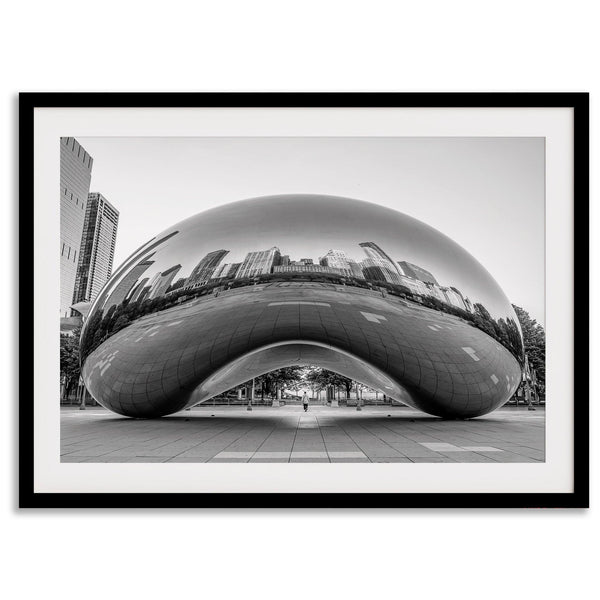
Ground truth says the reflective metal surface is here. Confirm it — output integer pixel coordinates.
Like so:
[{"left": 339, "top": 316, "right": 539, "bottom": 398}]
[{"left": 81, "top": 194, "right": 524, "bottom": 418}]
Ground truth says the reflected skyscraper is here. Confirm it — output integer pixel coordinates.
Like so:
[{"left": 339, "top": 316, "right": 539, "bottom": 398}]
[
  {"left": 274, "top": 263, "right": 345, "bottom": 275},
  {"left": 397, "top": 274, "right": 430, "bottom": 296},
  {"left": 319, "top": 249, "right": 355, "bottom": 277},
  {"left": 361, "top": 257, "right": 403, "bottom": 285},
  {"left": 187, "top": 249, "right": 229, "bottom": 286},
  {"left": 236, "top": 246, "right": 281, "bottom": 278},
  {"left": 91, "top": 230, "right": 179, "bottom": 313},
  {"left": 211, "top": 262, "right": 241, "bottom": 280},
  {"left": 148, "top": 264, "right": 182, "bottom": 299},
  {"left": 360, "top": 242, "right": 403, "bottom": 274},
  {"left": 129, "top": 277, "right": 150, "bottom": 302},
  {"left": 104, "top": 256, "right": 155, "bottom": 309},
  {"left": 73, "top": 193, "right": 119, "bottom": 305},
  {"left": 60, "top": 137, "right": 93, "bottom": 317},
  {"left": 398, "top": 261, "right": 438, "bottom": 285},
  {"left": 443, "top": 286, "right": 468, "bottom": 311}
]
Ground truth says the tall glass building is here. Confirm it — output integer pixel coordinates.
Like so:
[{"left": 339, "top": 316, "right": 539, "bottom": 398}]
[
  {"left": 235, "top": 246, "right": 281, "bottom": 279},
  {"left": 60, "top": 138, "right": 93, "bottom": 317},
  {"left": 73, "top": 193, "right": 119, "bottom": 305},
  {"left": 398, "top": 260, "right": 439, "bottom": 285},
  {"left": 186, "top": 249, "right": 229, "bottom": 286}
]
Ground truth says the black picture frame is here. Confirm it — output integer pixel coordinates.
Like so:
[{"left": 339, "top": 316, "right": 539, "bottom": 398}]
[{"left": 19, "top": 92, "right": 589, "bottom": 509}]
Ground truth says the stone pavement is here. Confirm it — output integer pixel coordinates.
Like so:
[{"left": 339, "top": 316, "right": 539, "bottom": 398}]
[{"left": 61, "top": 405, "right": 545, "bottom": 463}]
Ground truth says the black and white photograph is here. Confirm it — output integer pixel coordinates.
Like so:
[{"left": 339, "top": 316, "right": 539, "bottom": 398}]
[
  {"left": 20, "top": 94, "right": 586, "bottom": 507},
  {"left": 5, "top": 5, "right": 597, "bottom": 600},
  {"left": 59, "top": 136, "right": 546, "bottom": 466}
]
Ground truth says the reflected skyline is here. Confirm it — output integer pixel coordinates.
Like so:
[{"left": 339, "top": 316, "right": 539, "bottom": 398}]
[
  {"left": 80, "top": 194, "right": 525, "bottom": 418},
  {"left": 82, "top": 195, "right": 524, "bottom": 367},
  {"left": 139, "top": 240, "right": 477, "bottom": 314},
  {"left": 87, "top": 194, "right": 516, "bottom": 321},
  {"left": 76, "top": 136, "right": 545, "bottom": 326}
]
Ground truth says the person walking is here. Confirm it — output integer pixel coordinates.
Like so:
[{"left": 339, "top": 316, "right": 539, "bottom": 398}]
[{"left": 302, "top": 391, "right": 309, "bottom": 412}]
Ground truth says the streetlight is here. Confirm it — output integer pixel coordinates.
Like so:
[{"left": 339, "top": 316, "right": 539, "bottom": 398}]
[
  {"left": 247, "top": 378, "right": 254, "bottom": 411},
  {"left": 78, "top": 376, "right": 86, "bottom": 410}
]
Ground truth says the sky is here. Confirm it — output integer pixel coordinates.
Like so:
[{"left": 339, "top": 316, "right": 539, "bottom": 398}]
[{"left": 78, "top": 136, "right": 545, "bottom": 325}]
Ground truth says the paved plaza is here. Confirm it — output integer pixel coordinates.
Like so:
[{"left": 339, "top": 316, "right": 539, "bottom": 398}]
[{"left": 61, "top": 404, "right": 545, "bottom": 463}]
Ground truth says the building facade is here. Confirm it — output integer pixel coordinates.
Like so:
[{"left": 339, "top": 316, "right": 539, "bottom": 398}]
[
  {"left": 187, "top": 249, "right": 229, "bottom": 286},
  {"left": 360, "top": 257, "right": 403, "bottom": 285},
  {"left": 397, "top": 261, "right": 439, "bottom": 285},
  {"left": 73, "top": 193, "right": 119, "bottom": 305},
  {"left": 235, "top": 246, "right": 281, "bottom": 279},
  {"left": 148, "top": 264, "right": 182, "bottom": 299},
  {"left": 359, "top": 242, "right": 402, "bottom": 273},
  {"left": 319, "top": 249, "right": 358, "bottom": 277},
  {"left": 104, "top": 257, "right": 155, "bottom": 310},
  {"left": 211, "top": 262, "right": 241, "bottom": 280},
  {"left": 398, "top": 274, "right": 430, "bottom": 296},
  {"left": 273, "top": 264, "right": 345, "bottom": 276},
  {"left": 60, "top": 137, "right": 93, "bottom": 317},
  {"left": 442, "top": 286, "right": 468, "bottom": 311}
]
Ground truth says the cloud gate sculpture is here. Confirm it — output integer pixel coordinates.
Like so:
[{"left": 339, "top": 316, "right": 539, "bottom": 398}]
[{"left": 80, "top": 194, "right": 524, "bottom": 419}]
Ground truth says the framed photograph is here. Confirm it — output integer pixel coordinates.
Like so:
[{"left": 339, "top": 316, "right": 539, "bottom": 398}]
[{"left": 20, "top": 92, "right": 588, "bottom": 508}]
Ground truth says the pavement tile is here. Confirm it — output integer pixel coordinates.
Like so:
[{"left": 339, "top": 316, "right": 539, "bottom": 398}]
[
  {"left": 253, "top": 452, "right": 290, "bottom": 459},
  {"left": 328, "top": 451, "right": 367, "bottom": 459},
  {"left": 420, "top": 442, "right": 467, "bottom": 452},
  {"left": 60, "top": 405, "right": 544, "bottom": 464},
  {"left": 410, "top": 456, "right": 457, "bottom": 463}
]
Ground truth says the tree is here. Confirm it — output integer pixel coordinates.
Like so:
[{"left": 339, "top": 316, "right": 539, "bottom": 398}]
[
  {"left": 60, "top": 327, "right": 81, "bottom": 400},
  {"left": 303, "top": 367, "right": 353, "bottom": 398},
  {"left": 253, "top": 366, "right": 305, "bottom": 398},
  {"left": 512, "top": 304, "right": 546, "bottom": 394}
]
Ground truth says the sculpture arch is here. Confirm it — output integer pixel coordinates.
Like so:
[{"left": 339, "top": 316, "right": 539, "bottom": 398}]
[{"left": 80, "top": 194, "right": 523, "bottom": 418}]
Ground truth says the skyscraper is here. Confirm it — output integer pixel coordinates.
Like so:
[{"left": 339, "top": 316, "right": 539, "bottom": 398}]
[
  {"left": 73, "top": 193, "right": 119, "bottom": 305},
  {"left": 359, "top": 242, "right": 403, "bottom": 277},
  {"left": 235, "top": 247, "right": 281, "bottom": 279},
  {"left": 211, "top": 262, "right": 242, "bottom": 280},
  {"left": 147, "top": 264, "right": 182, "bottom": 299},
  {"left": 398, "top": 274, "right": 430, "bottom": 295},
  {"left": 104, "top": 257, "right": 155, "bottom": 310},
  {"left": 187, "top": 249, "right": 229, "bottom": 286},
  {"left": 397, "top": 261, "right": 439, "bottom": 285},
  {"left": 443, "top": 286, "right": 467, "bottom": 311},
  {"left": 319, "top": 249, "right": 357, "bottom": 277},
  {"left": 347, "top": 260, "right": 365, "bottom": 279},
  {"left": 129, "top": 277, "right": 150, "bottom": 302},
  {"left": 60, "top": 137, "right": 93, "bottom": 317},
  {"left": 360, "top": 258, "right": 403, "bottom": 285}
]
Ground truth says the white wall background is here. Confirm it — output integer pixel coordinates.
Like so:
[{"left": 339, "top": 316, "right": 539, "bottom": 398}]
[{"left": 1, "top": 2, "right": 597, "bottom": 599}]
